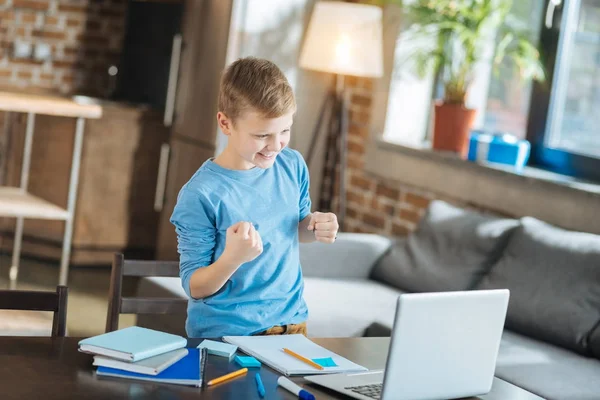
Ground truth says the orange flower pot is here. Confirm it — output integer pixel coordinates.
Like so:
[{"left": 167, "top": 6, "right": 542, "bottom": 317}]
[{"left": 432, "top": 102, "right": 477, "bottom": 159}]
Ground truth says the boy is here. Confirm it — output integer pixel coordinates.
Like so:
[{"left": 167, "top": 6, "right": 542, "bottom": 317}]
[{"left": 170, "top": 57, "right": 339, "bottom": 338}]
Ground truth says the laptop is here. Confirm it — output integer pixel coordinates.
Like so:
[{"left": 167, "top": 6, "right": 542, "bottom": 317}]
[{"left": 305, "top": 289, "right": 509, "bottom": 400}]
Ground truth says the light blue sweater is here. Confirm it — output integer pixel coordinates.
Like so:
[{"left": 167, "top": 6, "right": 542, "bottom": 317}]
[{"left": 170, "top": 147, "right": 312, "bottom": 337}]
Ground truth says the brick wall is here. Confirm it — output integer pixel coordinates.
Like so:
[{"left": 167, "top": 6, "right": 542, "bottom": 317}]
[
  {"left": 329, "top": 76, "right": 471, "bottom": 236},
  {"left": 327, "top": 0, "right": 518, "bottom": 237},
  {"left": 0, "top": 0, "right": 127, "bottom": 96}
]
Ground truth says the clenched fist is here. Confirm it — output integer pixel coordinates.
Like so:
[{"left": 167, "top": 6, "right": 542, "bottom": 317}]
[
  {"left": 223, "top": 221, "right": 263, "bottom": 265},
  {"left": 307, "top": 212, "right": 339, "bottom": 244}
]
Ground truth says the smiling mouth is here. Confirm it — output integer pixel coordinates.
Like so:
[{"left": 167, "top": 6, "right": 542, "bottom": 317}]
[{"left": 258, "top": 152, "right": 276, "bottom": 159}]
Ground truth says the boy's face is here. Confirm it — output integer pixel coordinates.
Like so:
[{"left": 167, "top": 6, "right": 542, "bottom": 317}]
[{"left": 217, "top": 109, "right": 293, "bottom": 170}]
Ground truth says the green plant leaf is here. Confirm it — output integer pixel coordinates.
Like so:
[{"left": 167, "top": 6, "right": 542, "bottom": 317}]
[{"left": 398, "top": 0, "right": 544, "bottom": 105}]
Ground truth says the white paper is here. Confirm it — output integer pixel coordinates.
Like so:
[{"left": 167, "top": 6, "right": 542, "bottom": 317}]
[{"left": 222, "top": 334, "right": 368, "bottom": 376}]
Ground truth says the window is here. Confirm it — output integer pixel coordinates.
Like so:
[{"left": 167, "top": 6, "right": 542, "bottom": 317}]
[
  {"left": 382, "top": 1, "right": 544, "bottom": 144},
  {"left": 483, "top": 2, "right": 545, "bottom": 139},
  {"left": 381, "top": 22, "right": 435, "bottom": 146},
  {"left": 380, "top": 0, "right": 600, "bottom": 182},
  {"left": 529, "top": 0, "right": 600, "bottom": 181},
  {"left": 547, "top": 0, "right": 600, "bottom": 157}
]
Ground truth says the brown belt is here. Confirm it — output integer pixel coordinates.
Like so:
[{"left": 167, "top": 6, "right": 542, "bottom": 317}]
[{"left": 254, "top": 321, "right": 307, "bottom": 336}]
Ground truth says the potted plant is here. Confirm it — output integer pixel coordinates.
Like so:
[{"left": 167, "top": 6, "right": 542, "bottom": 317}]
[{"left": 401, "top": 0, "right": 545, "bottom": 157}]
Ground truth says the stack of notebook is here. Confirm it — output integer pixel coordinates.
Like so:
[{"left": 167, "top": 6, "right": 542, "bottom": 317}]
[
  {"left": 79, "top": 326, "right": 204, "bottom": 387},
  {"left": 223, "top": 334, "right": 368, "bottom": 376}
]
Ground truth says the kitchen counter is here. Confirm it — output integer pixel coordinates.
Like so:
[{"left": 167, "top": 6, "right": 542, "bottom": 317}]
[
  {"left": 0, "top": 91, "right": 102, "bottom": 119},
  {"left": 0, "top": 89, "right": 103, "bottom": 287},
  {"left": 0, "top": 99, "right": 169, "bottom": 267}
]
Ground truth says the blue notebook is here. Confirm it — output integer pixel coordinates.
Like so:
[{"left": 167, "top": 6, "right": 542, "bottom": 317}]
[
  {"left": 79, "top": 326, "right": 187, "bottom": 362},
  {"left": 93, "top": 348, "right": 189, "bottom": 376},
  {"left": 96, "top": 348, "right": 203, "bottom": 387}
]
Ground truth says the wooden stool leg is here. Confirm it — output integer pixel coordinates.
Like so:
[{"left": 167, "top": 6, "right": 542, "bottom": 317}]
[
  {"left": 9, "top": 217, "right": 24, "bottom": 289},
  {"left": 58, "top": 118, "right": 85, "bottom": 286},
  {"left": 10, "top": 112, "right": 35, "bottom": 289}
]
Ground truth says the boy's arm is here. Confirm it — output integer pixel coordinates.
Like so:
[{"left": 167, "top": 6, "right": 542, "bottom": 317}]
[
  {"left": 296, "top": 150, "right": 314, "bottom": 243},
  {"left": 295, "top": 150, "right": 337, "bottom": 244},
  {"left": 188, "top": 222, "right": 262, "bottom": 299},
  {"left": 187, "top": 254, "right": 241, "bottom": 299},
  {"left": 298, "top": 212, "right": 339, "bottom": 244},
  {"left": 298, "top": 214, "right": 316, "bottom": 243},
  {"left": 172, "top": 190, "right": 262, "bottom": 300}
]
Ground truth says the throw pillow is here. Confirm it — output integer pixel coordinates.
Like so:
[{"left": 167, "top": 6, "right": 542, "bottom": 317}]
[
  {"left": 590, "top": 323, "right": 600, "bottom": 359},
  {"left": 371, "top": 200, "right": 519, "bottom": 292},
  {"left": 477, "top": 217, "right": 600, "bottom": 356}
]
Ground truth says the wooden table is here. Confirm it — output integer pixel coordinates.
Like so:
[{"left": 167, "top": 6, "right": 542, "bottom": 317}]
[
  {"left": 0, "top": 91, "right": 102, "bottom": 288},
  {"left": 0, "top": 337, "right": 543, "bottom": 400}
]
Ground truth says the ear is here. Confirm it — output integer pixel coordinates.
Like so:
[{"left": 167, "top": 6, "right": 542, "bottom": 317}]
[{"left": 217, "top": 112, "right": 233, "bottom": 136}]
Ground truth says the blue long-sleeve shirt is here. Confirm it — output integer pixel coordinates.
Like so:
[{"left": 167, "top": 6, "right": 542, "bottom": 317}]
[{"left": 170, "top": 147, "right": 311, "bottom": 337}]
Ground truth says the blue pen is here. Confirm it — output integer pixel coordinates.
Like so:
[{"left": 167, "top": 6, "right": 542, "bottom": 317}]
[
  {"left": 278, "top": 376, "right": 315, "bottom": 400},
  {"left": 255, "top": 373, "right": 266, "bottom": 398}
]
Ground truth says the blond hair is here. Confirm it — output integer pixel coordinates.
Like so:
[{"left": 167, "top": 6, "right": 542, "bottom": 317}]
[{"left": 218, "top": 57, "right": 296, "bottom": 123}]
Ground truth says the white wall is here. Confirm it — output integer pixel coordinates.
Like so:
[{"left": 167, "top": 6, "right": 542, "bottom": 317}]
[
  {"left": 217, "top": 0, "right": 313, "bottom": 155},
  {"left": 217, "top": 0, "right": 329, "bottom": 205}
]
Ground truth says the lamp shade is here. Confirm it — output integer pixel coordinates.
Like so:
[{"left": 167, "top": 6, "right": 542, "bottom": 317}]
[{"left": 299, "top": 1, "right": 383, "bottom": 78}]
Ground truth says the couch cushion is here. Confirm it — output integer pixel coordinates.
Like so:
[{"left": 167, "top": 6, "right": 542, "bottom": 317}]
[
  {"left": 364, "top": 322, "right": 393, "bottom": 337},
  {"left": 300, "top": 233, "right": 392, "bottom": 279},
  {"left": 137, "top": 276, "right": 404, "bottom": 338},
  {"left": 303, "top": 277, "right": 403, "bottom": 338},
  {"left": 590, "top": 324, "right": 600, "bottom": 359},
  {"left": 136, "top": 277, "right": 188, "bottom": 337},
  {"left": 477, "top": 217, "right": 600, "bottom": 356},
  {"left": 372, "top": 200, "right": 519, "bottom": 292},
  {"left": 496, "top": 330, "right": 600, "bottom": 400}
]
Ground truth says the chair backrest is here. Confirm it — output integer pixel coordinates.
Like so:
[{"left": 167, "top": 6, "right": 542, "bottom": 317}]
[
  {"left": 0, "top": 286, "right": 68, "bottom": 337},
  {"left": 106, "top": 253, "right": 187, "bottom": 332}
]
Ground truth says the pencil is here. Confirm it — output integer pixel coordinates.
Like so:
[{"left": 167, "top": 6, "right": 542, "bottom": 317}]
[
  {"left": 282, "top": 348, "right": 324, "bottom": 371},
  {"left": 200, "top": 347, "right": 208, "bottom": 388},
  {"left": 206, "top": 367, "right": 248, "bottom": 386}
]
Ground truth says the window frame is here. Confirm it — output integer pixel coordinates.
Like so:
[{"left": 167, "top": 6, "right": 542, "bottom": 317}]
[
  {"left": 526, "top": 0, "right": 600, "bottom": 182},
  {"left": 371, "top": 0, "right": 600, "bottom": 184}
]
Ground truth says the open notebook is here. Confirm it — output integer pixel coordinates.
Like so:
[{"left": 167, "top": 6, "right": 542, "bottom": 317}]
[
  {"left": 222, "top": 334, "right": 368, "bottom": 376},
  {"left": 96, "top": 348, "right": 203, "bottom": 387}
]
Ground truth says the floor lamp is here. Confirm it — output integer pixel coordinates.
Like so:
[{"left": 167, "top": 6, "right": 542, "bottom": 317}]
[{"left": 299, "top": 1, "right": 383, "bottom": 230}]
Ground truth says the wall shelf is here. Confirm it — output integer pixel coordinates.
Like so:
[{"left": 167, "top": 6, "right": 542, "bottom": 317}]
[{"left": 0, "top": 90, "right": 102, "bottom": 288}]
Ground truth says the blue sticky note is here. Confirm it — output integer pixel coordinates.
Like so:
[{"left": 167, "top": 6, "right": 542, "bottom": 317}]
[
  {"left": 312, "top": 357, "right": 338, "bottom": 367},
  {"left": 197, "top": 340, "right": 237, "bottom": 360},
  {"left": 235, "top": 355, "right": 262, "bottom": 368}
]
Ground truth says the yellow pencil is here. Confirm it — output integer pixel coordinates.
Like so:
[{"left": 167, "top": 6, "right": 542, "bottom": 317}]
[
  {"left": 206, "top": 367, "right": 248, "bottom": 386},
  {"left": 282, "top": 348, "right": 324, "bottom": 371}
]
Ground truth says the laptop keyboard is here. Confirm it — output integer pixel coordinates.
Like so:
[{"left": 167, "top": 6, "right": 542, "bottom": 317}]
[{"left": 345, "top": 383, "right": 383, "bottom": 399}]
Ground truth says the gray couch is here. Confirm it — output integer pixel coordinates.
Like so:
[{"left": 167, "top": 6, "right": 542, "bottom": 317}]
[{"left": 137, "top": 200, "right": 600, "bottom": 400}]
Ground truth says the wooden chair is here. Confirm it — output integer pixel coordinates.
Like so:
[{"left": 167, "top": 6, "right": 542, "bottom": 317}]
[
  {"left": 0, "top": 285, "right": 68, "bottom": 337},
  {"left": 106, "top": 253, "right": 187, "bottom": 332}
]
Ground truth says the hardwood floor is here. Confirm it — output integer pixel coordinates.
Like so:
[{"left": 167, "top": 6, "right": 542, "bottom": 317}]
[{"left": 0, "top": 255, "right": 137, "bottom": 337}]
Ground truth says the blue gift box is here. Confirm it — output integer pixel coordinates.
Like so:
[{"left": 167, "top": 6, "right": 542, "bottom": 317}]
[{"left": 467, "top": 130, "right": 530, "bottom": 171}]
